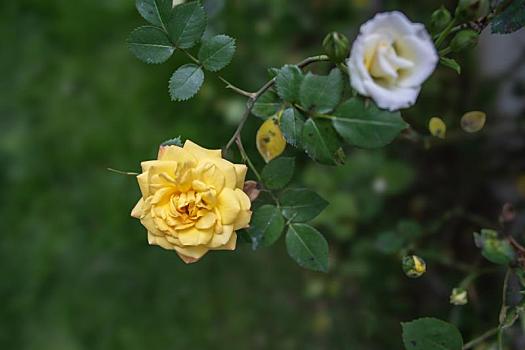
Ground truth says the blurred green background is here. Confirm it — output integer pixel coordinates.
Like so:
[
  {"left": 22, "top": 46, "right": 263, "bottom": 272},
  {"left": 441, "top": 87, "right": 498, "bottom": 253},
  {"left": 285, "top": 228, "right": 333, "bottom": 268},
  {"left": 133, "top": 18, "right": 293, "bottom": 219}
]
[{"left": 2, "top": 0, "right": 525, "bottom": 349}]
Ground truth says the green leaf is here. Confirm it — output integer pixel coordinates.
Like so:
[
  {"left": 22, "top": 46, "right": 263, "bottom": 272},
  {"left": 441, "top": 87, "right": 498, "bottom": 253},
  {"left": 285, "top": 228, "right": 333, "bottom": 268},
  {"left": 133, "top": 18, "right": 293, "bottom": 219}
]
[
  {"left": 135, "top": 0, "right": 173, "bottom": 29},
  {"left": 248, "top": 205, "right": 285, "bottom": 249},
  {"left": 167, "top": 1, "right": 207, "bottom": 49},
  {"left": 299, "top": 68, "right": 342, "bottom": 113},
  {"left": 302, "top": 118, "right": 345, "bottom": 165},
  {"left": 198, "top": 34, "right": 236, "bottom": 72},
  {"left": 280, "top": 108, "right": 305, "bottom": 148},
  {"left": 280, "top": 188, "right": 328, "bottom": 223},
  {"left": 473, "top": 229, "right": 516, "bottom": 265},
  {"left": 261, "top": 157, "right": 295, "bottom": 190},
  {"left": 169, "top": 63, "right": 204, "bottom": 101},
  {"left": 161, "top": 136, "right": 183, "bottom": 146},
  {"left": 275, "top": 65, "right": 304, "bottom": 103},
  {"left": 491, "top": 0, "right": 525, "bottom": 34},
  {"left": 402, "top": 318, "right": 463, "bottom": 350},
  {"left": 440, "top": 57, "right": 461, "bottom": 74},
  {"left": 127, "top": 26, "right": 175, "bottom": 64},
  {"left": 332, "top": 98, "right": 408, "bottom": 149},
  {"left": 252, "top": 90, "right": 282, "bottom": 119},
  {"left": 286, "top": 223, "right": 329, "bottom": 272}
]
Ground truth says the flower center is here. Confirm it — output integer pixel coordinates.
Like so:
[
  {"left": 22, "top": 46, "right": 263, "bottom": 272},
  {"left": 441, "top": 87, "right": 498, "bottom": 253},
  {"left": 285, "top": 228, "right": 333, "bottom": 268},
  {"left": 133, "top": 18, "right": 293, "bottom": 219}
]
[{"left": 364, "top": 37, "right": 414, "bottom": 84}]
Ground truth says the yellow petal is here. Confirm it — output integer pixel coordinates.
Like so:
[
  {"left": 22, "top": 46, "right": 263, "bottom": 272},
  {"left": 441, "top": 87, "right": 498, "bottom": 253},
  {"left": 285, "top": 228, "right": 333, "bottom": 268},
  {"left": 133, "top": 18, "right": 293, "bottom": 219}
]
[
  {"left": 173, "top": 245, "right": 209, "bottom": 263},
  {"left": 234, "top": 188, "right": 251, "bottom": 211},
  {"left": 233, "top": 210, "right": 252, "bottom": 230},
  {"left": 209, "top": 224, "right": 234, "bottom": 247},
  {"left": 217, "top": 188, "right": 241, "bottom": 225},
  {"left": 178, "top": 227, "right": 213, "bottom": 246},
  {"left": 212, "top": 232, "right": 237, "bottom": 251},
  {"left": 141, "top": 213, "right": 162, "bottom": 236},
  {"left": 205, "top": 158, "right": 237, "bottom": 189},
  {"left": 234, "top": 164, "right": 248, "bottom": 189},
  {"left": 157, "top": 145, "right": 196, "bottom": 163},
  {"left": 201, "top": 163, "right": 225, "bottom": 192},
  {"left": 183, "top": 140, "right": 222, "bottom": 160},
  {"left": 256, "top": 117, "right": 286, "bottom": 162},
  {"left": 131, "top": 198, "right": 144, "bottom": 218},
  {"left": 195, "top": 212, "right": 217, "bottom": 229},
  {"left": 148, "top": 232, "right": 175, "bottom": 250},
  {"left": 137, "top": 173, "right": 150, "bottom": 198}
]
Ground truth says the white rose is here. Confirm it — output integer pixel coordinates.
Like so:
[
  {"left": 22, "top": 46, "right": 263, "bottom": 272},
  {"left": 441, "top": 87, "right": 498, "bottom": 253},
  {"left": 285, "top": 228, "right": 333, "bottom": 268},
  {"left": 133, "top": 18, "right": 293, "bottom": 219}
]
[{"left": 347, "top": 11, "right": 438, "bottom": 111}]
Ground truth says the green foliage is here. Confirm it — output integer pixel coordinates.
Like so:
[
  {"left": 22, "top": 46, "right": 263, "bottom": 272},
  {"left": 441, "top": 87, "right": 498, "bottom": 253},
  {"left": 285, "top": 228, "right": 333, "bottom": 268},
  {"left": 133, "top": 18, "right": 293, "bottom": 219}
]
[
  {"left": 302, "top": 118, "right": 345, "bottom": 165},
  {"left": 169, "top": 64, "right": 205, "bottom": 101},
  {"left": 127, "top": 26, "right": 175, "bottom": 64},
  {"left": 332, "top": 98, "right": 407, "bottom": 149},
  {"left": 491, "top": 0, "right": 525, "bottom": 34},
  {"left": 280, "top": 108, "right": 305, "bottom": 148},
  {"left": 261, "top": 157, "right": 295, "bottom": 190},
  {"left": 322, "top": 32, "right": 350, "bottom": 63},
  {"left": 474, "top": 229, "right": 516, "bottom": 265},
  {"left": 440, "top": 57, "right": 461, "bottom": 74},
  {"left": 402, "top": 318, "right": 463, "bottom": 350},
  {"left": 167, "top": 1, "right": 207, "bottom": 49},
  {"left": 252, "top": 91, "right": 283, "bottom": 119},
  {"left": 299, "top": 69, "right": 343, "bottom": 113},
  {"left": 248, "top": 205, "right": 285, "bottom": 249},
  {"left": 285, "top": 224, "right": 329, "bottom": 272},
  {"left": 280, "top": 188, "right": 328, "bottom": 223},
  {"left": 135, "top": 0, "right": 173, "bottom": 29},
  {"left": 161, "top": 136, "right": 183, "bottom": 146},
  {"left": 430, "top": 6, "right": 452, "bottom": 33},
  {"left": 198, "top": 34, "right": 236, "bottom": 72},
  {"left": 275, "top": 65, "right": 304, "bottom": 103}
]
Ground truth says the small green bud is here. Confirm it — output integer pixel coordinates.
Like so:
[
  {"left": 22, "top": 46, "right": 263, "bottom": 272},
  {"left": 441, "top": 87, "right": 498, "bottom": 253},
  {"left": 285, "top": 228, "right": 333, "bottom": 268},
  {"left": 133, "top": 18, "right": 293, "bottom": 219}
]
[
  {"left": 455, "top": 0, "right": 490, "bottom": 21},
  {"left": 450, "top": 287, "right": 468, "bottom": 305},
  {"left": 402, "top": 255, "right": 426, "bottom": 278},
  {"left": 450, "top": 30, "right": 479, "bottom": 52},
  {"left": 322, "top": 32, "right": 350, "bottom": 63},
  {"left": 430, "top": 7, "right": 452, "bottom": 33}
]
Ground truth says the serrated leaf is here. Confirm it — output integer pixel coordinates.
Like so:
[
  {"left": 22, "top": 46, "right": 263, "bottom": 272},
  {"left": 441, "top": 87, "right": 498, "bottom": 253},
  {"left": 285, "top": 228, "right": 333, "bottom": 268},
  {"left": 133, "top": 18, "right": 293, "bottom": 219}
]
[
  {"left": 280, "top": 188, "right": 328, "bottom": 223},
  {"left": 491, "top": 0, "right": 525, "bottom": 34},
  {"left": 168, "top": 1, "right": 207, "bottom": 49},
  {"left": 128, "top": 26, "right": 175, "bottom": 64},
  {"left": 280, "top": 108, "right": 305, "bottom": 147},
  {"left": 440, "top": 57, "right": 461, "bottom": 74},
  {"left": 161, "top": 136, "right": 183, "bottom": 146},
  {"left": 198, "top": 34, "right": 236, "bottom": 72},
  {"left": 302, "top": 118, "right": 345, "bottom": 165},
  {"left": 135, "top": 0, "right": 173, "bottom": 29},
  {"left": 299, "top": 68, "right": 342, "bottom": 113},
  {"left": 169, "top": 63, "right": 204, "bottom": 101},
  {"left": 402, "top": 317, "right": 463, "bottom": 350},
  {"left": 332, "top": 98, "right": 407, "bottom": 149},
  {"left": 275, "top": 65, "right": 304, "bottom": 103},
  {"left": 247, "top": 205, "right": 285, "bottom": 249},
  {"left": 256, "top": 117, "right": 286, "bottom": 162},
  {"left": 286, "top": 223, "right": 329, "bottom": 272},
  {"left": 252, "top": 91, "right": 283, "bottom": 119},
  {"left": 261, "top": 157, "right": 295, "bottom": 190}
]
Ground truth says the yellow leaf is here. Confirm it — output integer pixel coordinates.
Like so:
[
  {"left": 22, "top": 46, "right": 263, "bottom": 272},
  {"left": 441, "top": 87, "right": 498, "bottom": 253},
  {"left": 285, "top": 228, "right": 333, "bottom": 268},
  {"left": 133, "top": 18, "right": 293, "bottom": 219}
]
[
  {"left": 256, "top": 117, "right": 286, "bottom": 163},
  {"left": 461, "top": 111, "right": 486, "bottom": 133},
  {"left": 429, "top": 117, "right": 446, "bottom": 139}
]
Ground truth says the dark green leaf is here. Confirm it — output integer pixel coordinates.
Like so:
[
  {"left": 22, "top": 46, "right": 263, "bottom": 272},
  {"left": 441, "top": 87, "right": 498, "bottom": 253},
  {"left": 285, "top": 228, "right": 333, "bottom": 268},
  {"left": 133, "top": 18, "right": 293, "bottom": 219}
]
[
  {"left": 286, "top": 223, "right": 329, "bottom": 272},
  {"left": 127, "top": 26, "right": 175, "bottom": 64},
  {"left": 168, "top": 1, "right": 207, "bottom": 49},
  {"left": 299, "top": 68, "right": 342, "bottom": 113},
  {"left": 473, "top": 229, "right": 516, "bottom": 265},
  {"left": 261, "top": 157, "right": 295, "bottom": 190},
  {"left": 280, "top": 108, "right": 305, "bottom": 147},
  {"left": 135, "top": 0, "right": 173, "bottom": 29},
  {"left": 252, "top": 90, "right": 282, "bottom": 119},
  {"left": 302, "top": 118, "right": 345, "bottom": 165},
  {"left": 161, "top": 136, "right": 183, "bottom": 146},
  {"left": 248, "top": 205, "right": 285, "bottom": 249},
  {"left": 276, "top": 65, "right": 304, "bottom": 103},
  {"left": 402, "top": 317, "right": 463, "bottom": 350},
  {"left": 375, "top": 231, "right": 405, "bottom": 254},
  {"left": 440, "top": 57, "right": 461, "bottom": 74},
  {"left": 491, "top": 0, "right": 525, "bottom": 34},
  {"left": 332, "top": 98, "right": 408, "bottom": 149},
  {"left": 169, "top": 64, "right": 204, "bottom": 101},
  {"left": 280, "top": 188, "right": 328, "bottom": 223},
  {"left": 198, "top": 34, "right": 236, "bottom": 72}
]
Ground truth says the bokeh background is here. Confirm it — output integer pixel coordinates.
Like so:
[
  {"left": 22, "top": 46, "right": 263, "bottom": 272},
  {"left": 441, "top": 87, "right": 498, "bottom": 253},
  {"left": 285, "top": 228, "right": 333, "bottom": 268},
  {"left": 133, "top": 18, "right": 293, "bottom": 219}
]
[{"left": 2, "top": 0, "right": 525, "bottom": 349}]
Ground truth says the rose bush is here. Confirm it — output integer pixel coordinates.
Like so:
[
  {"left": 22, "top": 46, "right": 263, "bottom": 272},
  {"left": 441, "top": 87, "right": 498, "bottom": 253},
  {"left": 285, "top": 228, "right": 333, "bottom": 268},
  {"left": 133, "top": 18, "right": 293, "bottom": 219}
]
[
  {"left": 347, "top": 11, "right": 438, "bottom": 111},
  {"left": 131, "top": 140, "right": 252, "bottom": 263}
]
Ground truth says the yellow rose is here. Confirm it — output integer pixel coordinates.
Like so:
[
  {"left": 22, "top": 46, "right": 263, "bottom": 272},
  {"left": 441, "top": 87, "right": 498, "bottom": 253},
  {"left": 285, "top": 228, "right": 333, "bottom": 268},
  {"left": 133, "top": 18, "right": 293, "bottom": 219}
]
[{"left": 131, "top": 140, "right": 252, "bottom": 263}]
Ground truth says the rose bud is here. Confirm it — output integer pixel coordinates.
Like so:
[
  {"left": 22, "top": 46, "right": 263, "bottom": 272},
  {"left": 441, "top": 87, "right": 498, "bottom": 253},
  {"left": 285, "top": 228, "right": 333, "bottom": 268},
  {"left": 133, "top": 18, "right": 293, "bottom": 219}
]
[{"left": 323, "top": 32, "right": 350, "bottom": 63}]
